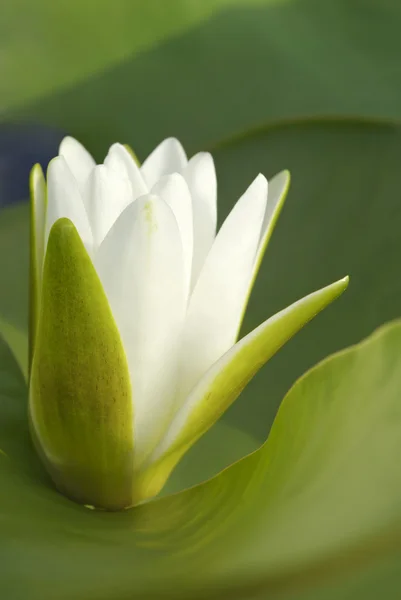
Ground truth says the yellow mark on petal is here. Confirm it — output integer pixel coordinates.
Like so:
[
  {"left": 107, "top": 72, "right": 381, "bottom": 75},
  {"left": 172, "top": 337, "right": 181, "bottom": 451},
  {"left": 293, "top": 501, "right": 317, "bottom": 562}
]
[{"left": 143, "top": 201, "right": 158, "bottom": 234}]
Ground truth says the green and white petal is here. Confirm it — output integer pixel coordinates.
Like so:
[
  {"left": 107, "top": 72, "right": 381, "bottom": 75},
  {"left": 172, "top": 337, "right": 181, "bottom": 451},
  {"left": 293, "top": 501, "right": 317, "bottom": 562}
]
[
  {"left": 29, "top": 163, "right": 46, "bottom": 366},
  {"left": 46, "top": 156, "right": 93, "bottom": 253},
  {"left": 151, "top": 174, "right": 193, "bottom": 300},
  {"left": 178, "top": 174, "right": 267, "bottom": 403},
  {"left": 104, "top": 143, "right": 148, "bottom": 199},
  {"left": 29, "top": 218, "right": 134, "bottom": 510},
  {"left": 236, "top": 170, "right": 290, "bottom": 332},
  {"left": 255, "top": 170, "right": 290, "bottom": 273},
  {"left": 183, "top": 152, "right": 217, "bottom": 289},
  {"left": 141, "top": 138, "right": 188, "bottom": 188},
  {"left": 134, "top": 277, "right": 349, "bottom": 503},
  {"left": 59, "top": 136, "right": 96, "bottom": 191},
  {"left": 83, "top": 165, "right": 133, "bottom": 247},
  {"left": 123, "top": 143, "right": 141, "bottom": 166},
  {"left": 94, "top": 195, "right": 186, "bottom": 468}
]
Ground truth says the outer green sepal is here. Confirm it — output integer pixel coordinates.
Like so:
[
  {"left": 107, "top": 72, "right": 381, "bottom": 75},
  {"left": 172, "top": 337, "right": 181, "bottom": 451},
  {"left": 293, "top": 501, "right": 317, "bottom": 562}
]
[
  {"left": 29, "top": 218, "right": 134, "bottom": 510},
  {"left": 133, "top": 276, "right": 349, "bottom": 503},
  {"left": 29, "top": 163, "right": 46, "bottom": 372}
]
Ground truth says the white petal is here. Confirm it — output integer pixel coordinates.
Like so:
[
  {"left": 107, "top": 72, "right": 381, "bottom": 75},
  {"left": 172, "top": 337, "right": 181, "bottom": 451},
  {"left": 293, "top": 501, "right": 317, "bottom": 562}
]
[
  {"left": 45, "top": 157, "right": 93, "bottom": 253},
  {"left": 59, "top": 136, "right": 96, "bottom": 191},
  {"left": 83, "top": 165, "right": 133, "bottom": 248},
  {"left": 235, "top": 170, "right": 291, "bottom": 331},
  {"left": 182, "top": 152, "right": 217, "bottom": 289},
  {"left": 94, "top": 195, "right": 186, "bottom": 467},
  {"left": 255, "top": 170, "right": 290, "bottom": 274},
  {"left": 152, "top": 174, "right": 193, "bottom": 301},
  {"left": 104, "top": 143, "right": 148, "bottom": 199},
  {"left": 177, "top": 174, "right": 268, "bottom": 403},
  {"left": 141, "top": 138, "right": 187, "bottom": 188},
  {"left": 149, "top": 277, "right": 350, "bottom": 463}
]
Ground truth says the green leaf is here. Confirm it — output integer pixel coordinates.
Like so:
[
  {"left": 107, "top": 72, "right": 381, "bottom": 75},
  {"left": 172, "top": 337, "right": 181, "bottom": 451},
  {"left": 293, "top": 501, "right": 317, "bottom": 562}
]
[
  {"left": 4, "top": 314, "right": 401, "bottom": 598},
  {"left": 0, "top": 202, "right": 29, "bottom": 333},
  {"left": 0, "top": 331, "right": 44, "bottom": 478},
  {"left": 160, "top": 419, "right": 258, "bottom": 497},
  {"left": 4, "top": 0, "right": 401, "bottom": 155},
  {"left": 1, "top": 0, "right": 271, "bottom": 113},
  {"left": 0, "top": 202, "right": 29, "bottom": 378},
  {"left": 30, "top": 218, "right": 134, "bottom": 510},
  {"left": 0, "top": 317, "right": 27, "bottom": 380}
]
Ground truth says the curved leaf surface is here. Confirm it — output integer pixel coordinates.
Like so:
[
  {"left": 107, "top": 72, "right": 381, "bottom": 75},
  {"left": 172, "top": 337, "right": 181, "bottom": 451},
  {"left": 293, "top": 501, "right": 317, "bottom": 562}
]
[{"left": 3, "top": 315, "right": 401, "bottom": 598}]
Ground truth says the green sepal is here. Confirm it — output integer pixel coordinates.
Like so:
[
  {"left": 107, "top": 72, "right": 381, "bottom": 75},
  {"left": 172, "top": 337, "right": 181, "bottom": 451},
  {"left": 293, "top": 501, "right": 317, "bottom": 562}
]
[
  {"left": 29, "top": 218, "right": 134, "bottom": 510},
  {"left": 133, "top": 276, "right": 349, "bottom": 503},
  {"left": 29, "top": 163, "right": 46, "bottom": 372}
]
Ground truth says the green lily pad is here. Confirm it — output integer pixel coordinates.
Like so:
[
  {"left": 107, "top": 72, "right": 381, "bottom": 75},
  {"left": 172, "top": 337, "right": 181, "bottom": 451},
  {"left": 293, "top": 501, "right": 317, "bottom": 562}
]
[
  {"left": 4, "top": 118, "right": 401, "bottom": 597},
  {"left": 0, "top": 202, "right": 29, "bottom": 342},
  {"left": 3, "top": 311, "right": 401, "bottom": 598}
]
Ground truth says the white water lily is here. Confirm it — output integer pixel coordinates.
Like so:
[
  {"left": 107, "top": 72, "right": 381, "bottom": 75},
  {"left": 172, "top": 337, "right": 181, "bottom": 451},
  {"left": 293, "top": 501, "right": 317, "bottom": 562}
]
[{"left": 28, "top": 136, "right": 348, "bottom": 510}]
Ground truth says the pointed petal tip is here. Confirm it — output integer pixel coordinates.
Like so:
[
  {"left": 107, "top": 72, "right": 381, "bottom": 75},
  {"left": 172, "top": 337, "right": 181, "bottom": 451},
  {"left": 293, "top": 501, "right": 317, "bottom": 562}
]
[
  {"left": 30, "top": 162, "right": 44, "bottom": 178},
  {"left": 48, "top": 216, "right": 76, "bottom": 238},
  {"left": 319, "top": 275, "right": 350, "bottom": 303},
  {"left": 107, "top": 141, "right": 140, "bottom": 166},
  {"left": 273, "top": 168, "right": 291, "bottom": 185},
  {"left": 107, "top": 141, "right": 127, "bottom": 155},
  {"left": 58, "top": 135, "right": 78, "bottom": 154},
  {"left": 149, "top": 173, "right": 187, "bottom": 191},
  {"left": 164, "top": 136, "right": 184, "bottom": 147},
  {"left": 245, "top": 173, "right": 268, "bottom": 199},
  {"left": 154, "top": 136, "right": 187, "bottom": 160},
  {"left": 256, "top": 172, "right": 268, "bottom": 183},
  {"left": 30, "top": 163, "right": 45, "bottom": 189},
  {"left": 46, "top": 156, "right": 75, "bottom": 190},
  {"left": 46, "top": 154, "right": 66, "bottom": 177},
  {"left": 189, "top": 151, "right": 215, "bottom": 166},
  {"left": 255, "top": 172, "right": 269, "bottom": 190}
]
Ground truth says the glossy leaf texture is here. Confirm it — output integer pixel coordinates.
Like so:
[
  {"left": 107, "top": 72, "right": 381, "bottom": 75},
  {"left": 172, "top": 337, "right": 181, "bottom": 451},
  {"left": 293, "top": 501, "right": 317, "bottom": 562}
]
[
  {"left": 3, "top": 0, "right": 401, "bottom": 158},
  {"left": 3, "top": 299, "right": 401, "bottom": 598}
]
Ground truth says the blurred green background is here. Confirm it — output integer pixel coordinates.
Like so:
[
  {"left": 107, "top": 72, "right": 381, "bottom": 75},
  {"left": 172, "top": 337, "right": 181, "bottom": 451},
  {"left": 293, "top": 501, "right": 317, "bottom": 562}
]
[{"left": 2, "top": 0, "right": 401, "bottom": 597}]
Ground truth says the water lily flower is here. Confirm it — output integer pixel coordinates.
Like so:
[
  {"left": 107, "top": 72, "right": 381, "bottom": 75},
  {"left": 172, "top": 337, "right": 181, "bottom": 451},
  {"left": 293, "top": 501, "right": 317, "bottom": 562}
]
[{"left": 28, "top": 136, "right": 348, "bottom": 510}]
